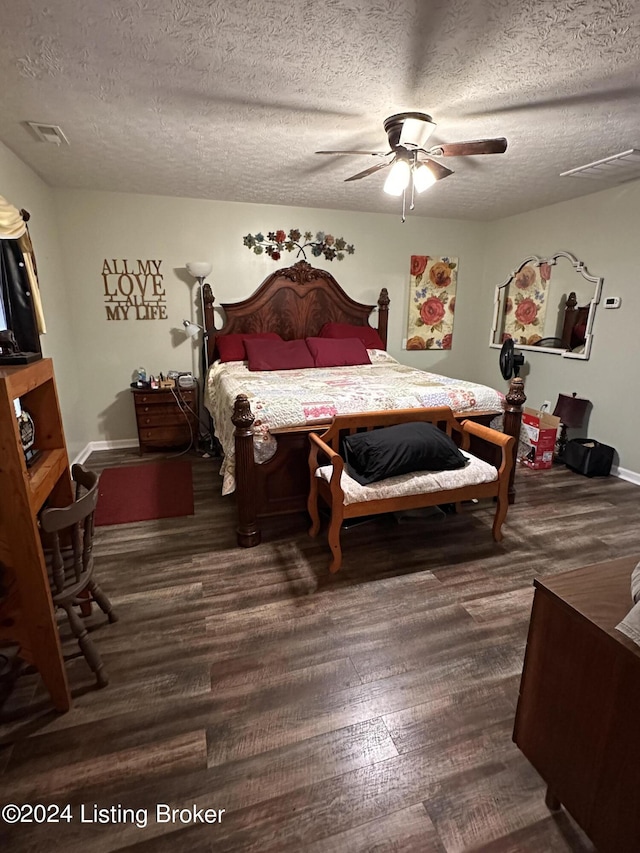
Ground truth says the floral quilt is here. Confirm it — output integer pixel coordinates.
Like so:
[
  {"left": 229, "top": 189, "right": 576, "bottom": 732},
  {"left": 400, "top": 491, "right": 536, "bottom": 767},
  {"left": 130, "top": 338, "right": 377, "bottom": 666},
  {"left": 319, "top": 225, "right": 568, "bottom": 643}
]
[{"left": 205, "top": 350, "right": 505, "bottom": 495}]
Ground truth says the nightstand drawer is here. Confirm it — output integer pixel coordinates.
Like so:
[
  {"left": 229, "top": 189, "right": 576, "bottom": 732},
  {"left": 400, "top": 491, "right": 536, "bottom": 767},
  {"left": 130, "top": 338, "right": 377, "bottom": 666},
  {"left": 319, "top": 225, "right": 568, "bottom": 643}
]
[
  {"left": 138, "top": 426, "right": 193, "bottom": 446},
  {"left": 136, "top": 411, "right": 196, "bottom": 428},
  {"left": 135, "top": 390, "right": 196, "bottom": 406}
]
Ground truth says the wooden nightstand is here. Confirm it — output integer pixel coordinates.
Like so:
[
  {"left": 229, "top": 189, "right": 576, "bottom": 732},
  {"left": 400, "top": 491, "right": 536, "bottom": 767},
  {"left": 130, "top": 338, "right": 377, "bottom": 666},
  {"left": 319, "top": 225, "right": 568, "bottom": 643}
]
[{"left": 132, "top": 385, "right": 199, "bottom": 454}]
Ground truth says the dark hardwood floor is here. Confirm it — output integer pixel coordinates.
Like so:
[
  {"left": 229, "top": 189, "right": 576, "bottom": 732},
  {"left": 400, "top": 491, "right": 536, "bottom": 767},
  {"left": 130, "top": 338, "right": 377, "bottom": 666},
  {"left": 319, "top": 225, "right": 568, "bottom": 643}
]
[{"left": 2, "top": 447, "right": 638, "bottom": 852}]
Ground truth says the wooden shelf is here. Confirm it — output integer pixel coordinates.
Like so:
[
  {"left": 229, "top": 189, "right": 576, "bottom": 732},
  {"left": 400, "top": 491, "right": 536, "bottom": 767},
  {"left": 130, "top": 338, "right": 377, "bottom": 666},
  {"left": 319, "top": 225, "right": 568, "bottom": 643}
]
[
  {"left": 27, "top": 448, "right": 70, "bottom": 514},
  {"left": 0, "top": 358, "right": 73, "bottom": 712}
]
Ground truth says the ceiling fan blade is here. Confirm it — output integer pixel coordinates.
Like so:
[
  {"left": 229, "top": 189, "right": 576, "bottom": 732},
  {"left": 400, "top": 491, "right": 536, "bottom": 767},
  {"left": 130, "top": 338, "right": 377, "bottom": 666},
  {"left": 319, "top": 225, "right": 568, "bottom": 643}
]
[
  {"left": 431, "top": 138, "right": 508, "bottom": 156},
  {"left": 344, "top": 161, "right": 392, "bottom": 182},
  {"left": 419, "top": 158, "right": 454, "bottom": 181},
  {"left": 462, "top": 86, "right": 640, "bottom": 117},
  {"left": 315, "top": 150, "right": 387, "bottom": 156},
  {"left": 160, "top": 87, "right": 362, "bottom": 119},
  {"left": 405, "top": 2, "right": 450, "bottom": 98}
]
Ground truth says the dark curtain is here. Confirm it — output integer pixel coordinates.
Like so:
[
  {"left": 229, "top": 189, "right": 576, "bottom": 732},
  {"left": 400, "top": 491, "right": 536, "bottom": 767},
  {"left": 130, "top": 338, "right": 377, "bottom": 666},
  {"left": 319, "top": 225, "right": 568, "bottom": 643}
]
[{"left": 0, "top": 238, "right": 41, "bottom": 354}]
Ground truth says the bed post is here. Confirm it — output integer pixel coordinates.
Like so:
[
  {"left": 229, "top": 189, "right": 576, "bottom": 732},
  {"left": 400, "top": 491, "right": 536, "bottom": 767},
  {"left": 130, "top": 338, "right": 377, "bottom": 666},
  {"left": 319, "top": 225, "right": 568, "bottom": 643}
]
[
  {"left": 561, "top": 291, "right": 578, "bottom": 349},
  {"left": 232, "top": 394, "right": 261, "bottom": 547},
  {"left": 203, "top": 282, "right": 216, "bottom": 366},
  {"left": 503, "top": 377, "right": 526, "bottom": 504},
  {"left": 377, "top": 288, "right": 390, "bottom": 349}
]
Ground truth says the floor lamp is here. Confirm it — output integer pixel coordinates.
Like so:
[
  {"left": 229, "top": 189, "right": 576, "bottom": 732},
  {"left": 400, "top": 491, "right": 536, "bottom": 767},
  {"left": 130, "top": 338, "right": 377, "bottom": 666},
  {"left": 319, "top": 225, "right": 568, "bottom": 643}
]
[{"left": 184, "top": 261, "right": 213, "bottom": 450}]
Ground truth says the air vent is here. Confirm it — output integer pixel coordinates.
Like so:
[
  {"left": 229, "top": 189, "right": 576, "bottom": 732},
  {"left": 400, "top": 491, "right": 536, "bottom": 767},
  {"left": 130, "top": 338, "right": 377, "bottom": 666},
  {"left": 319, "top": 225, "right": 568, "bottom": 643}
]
[
  {"left": 26, "top": 122, "right": 69, "bottom": 145},
  {"left": 560, "top": 149, "right": 640, "bottom": 182}
]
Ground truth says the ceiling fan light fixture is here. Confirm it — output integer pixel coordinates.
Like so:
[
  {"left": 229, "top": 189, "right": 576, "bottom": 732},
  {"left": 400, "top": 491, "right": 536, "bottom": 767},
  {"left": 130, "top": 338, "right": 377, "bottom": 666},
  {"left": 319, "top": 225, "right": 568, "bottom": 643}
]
[
  {"left": 413, "top": 163, "right": 437, "bottom": 193},
  {"left": 317, "top": 111, "right": 507, "bottom": 220},
  {"left": 398, "top": 116, "right": 437, "bottom": 149},
  {"left": 383, "top": 159, "right": 411, "bottom": 196}
]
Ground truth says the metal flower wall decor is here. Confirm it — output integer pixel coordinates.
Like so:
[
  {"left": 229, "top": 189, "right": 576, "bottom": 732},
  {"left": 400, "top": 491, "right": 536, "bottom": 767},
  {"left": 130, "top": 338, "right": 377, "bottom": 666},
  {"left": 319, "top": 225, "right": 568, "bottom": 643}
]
[{"left": 243, "top": 229, "right": 355, "bottom": 262}]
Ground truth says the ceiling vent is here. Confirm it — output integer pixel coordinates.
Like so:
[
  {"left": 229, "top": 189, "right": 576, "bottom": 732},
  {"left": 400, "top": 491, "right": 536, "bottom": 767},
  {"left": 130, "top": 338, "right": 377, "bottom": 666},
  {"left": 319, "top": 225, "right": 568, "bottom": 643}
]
[
  {"left": 560, "top": 149, "right": 640, "bottom": 182},
  {"left": 26, "top": 122, "right": 69, "bottom": 145}
]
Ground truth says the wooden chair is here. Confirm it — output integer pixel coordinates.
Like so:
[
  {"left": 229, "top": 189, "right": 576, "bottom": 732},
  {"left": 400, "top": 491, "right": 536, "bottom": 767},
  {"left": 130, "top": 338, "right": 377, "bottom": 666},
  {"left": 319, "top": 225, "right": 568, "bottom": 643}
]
[
  {"left": 308, "top": 407, "right": 514, "bottom": 573},
  {"left": 40, "top": 464, "right": 117, "bottom": 688}
]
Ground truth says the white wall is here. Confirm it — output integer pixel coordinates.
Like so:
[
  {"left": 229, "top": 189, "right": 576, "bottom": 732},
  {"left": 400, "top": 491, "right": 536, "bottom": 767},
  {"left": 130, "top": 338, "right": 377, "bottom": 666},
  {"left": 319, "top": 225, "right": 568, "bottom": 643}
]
[
  {"left": 0, "top": 143, "right": 83, "bottom": 456},
  {"left": 7, "top": 150, "right": 638, "bottom": 475},
  {"left": 473, "top": 180, "right": 640, "bottom": 475},
  {"left": 52, "top": 189, "right": 487, "bottom": 443}
]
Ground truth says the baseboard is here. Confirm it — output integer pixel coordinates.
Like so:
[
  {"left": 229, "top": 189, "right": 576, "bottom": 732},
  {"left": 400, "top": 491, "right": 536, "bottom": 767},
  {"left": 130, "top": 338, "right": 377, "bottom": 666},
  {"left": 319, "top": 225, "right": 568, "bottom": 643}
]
[
  {"left": 612, "top": 465, "right": 640, "bottom": 486},
  {"left": 72, "top": 439, "right": 139, "bottom": 466},
  {"left": 69, "top": 444, "right": 640, "bottom": 483}
]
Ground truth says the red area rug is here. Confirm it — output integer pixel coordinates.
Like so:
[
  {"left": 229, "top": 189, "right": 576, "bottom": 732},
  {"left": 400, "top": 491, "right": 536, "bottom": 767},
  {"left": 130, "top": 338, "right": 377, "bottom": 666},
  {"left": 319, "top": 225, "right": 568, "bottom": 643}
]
[{"left": 94, "top": 461, "right": 194, "bottom": 526}]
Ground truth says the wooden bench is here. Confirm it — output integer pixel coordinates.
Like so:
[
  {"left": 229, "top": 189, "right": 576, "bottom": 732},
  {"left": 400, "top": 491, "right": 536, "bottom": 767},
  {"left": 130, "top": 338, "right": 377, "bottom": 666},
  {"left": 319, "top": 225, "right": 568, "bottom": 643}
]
[{"left": 308, "top": 406, "right": 515, "bottom": 573}]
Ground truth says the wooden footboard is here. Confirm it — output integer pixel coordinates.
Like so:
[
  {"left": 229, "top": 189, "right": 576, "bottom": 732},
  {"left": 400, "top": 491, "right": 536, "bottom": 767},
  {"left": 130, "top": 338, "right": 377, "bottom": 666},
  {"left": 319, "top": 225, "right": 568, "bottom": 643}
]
[{"left": 231, "top": 377, "right": 525, "bottom": 548}]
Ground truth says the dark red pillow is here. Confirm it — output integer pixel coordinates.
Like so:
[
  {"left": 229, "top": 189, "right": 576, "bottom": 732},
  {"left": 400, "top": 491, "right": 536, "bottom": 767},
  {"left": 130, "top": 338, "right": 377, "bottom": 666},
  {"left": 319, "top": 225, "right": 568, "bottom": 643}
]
[
  {"left": 306, "top": 337, "right": 371, "bottom": 368},
  {"left": 245, "top": 338, "right": 315, "bottom": 371},
  {"left": 319, "top": 322, "right": 385, "bottom": 350},
  {"left": 217, "top": 332, "right": 282, "bottom": 362}
]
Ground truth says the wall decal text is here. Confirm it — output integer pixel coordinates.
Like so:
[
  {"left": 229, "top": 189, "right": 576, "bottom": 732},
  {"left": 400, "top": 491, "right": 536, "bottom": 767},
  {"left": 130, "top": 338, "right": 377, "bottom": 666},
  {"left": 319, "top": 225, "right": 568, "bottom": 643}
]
[{"left": 102, "top": 259, "right": 166, "bottom": 320}]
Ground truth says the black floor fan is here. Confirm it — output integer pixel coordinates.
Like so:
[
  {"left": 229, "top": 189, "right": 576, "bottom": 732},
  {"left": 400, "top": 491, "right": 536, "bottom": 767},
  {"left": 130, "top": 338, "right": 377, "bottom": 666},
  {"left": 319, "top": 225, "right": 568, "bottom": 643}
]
[{"left": 499, "top": 338, "right": 525, "bottom": 381}]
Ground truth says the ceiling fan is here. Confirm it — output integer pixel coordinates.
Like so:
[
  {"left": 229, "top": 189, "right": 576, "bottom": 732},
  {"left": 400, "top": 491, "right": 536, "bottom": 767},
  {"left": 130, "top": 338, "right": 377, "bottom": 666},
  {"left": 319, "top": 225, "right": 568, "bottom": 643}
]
[{"left": 316, "top": 112, "right": 507, "bottom": 220}]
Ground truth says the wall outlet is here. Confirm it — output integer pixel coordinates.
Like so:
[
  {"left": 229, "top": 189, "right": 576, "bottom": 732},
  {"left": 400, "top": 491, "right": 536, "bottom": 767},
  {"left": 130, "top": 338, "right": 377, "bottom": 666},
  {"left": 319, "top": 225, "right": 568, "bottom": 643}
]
[{"left": 542, "top": 400, "right": 552, "bottom": 411}]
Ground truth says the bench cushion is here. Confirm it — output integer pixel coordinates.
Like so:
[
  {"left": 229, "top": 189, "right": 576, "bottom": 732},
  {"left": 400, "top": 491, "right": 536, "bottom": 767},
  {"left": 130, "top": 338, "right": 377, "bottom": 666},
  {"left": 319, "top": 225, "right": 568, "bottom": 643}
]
[{"left": 316, "top": 450, "right": 497, "bottom": 505}]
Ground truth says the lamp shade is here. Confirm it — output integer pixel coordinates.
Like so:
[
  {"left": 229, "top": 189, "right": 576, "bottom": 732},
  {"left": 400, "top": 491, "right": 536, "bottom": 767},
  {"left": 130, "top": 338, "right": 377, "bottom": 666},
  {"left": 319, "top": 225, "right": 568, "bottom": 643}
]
[
  {"left": 383, "top": 160, "right": 411, "bottom": 196},
  {"left": 552, "top": 392, "right": 589, "bottom": 428},
  {"left": 185, "top": 261, "right": 212, "bottom": 279},
  {"left": 183, "top": 320, "right": 201, "bottom": 338},
  {"left": 413, "top": 163, "right": 437, "bottom": 193}
]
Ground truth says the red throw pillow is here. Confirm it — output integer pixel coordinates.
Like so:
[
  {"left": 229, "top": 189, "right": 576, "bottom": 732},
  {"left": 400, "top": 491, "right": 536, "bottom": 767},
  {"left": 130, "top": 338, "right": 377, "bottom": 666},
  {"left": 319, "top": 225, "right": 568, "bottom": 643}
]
[
  {"left": 245, "top": 338, "right": 315, "bottom": 371},
  {"left": 306, "top": 337, "right": 371, "bottom": 368},
  {"left": 319, "top": 322, "right": 385, "bottom": 350},
  {"left": 217, "top": 332, "right": 282, "bottom": 362}
]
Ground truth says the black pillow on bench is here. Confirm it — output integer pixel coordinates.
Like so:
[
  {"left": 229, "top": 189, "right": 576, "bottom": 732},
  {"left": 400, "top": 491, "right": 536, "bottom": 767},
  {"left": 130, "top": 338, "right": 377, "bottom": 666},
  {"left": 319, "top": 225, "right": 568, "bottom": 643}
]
[{"left": 342, "top": 422, "right": 467, "bottom": 486}]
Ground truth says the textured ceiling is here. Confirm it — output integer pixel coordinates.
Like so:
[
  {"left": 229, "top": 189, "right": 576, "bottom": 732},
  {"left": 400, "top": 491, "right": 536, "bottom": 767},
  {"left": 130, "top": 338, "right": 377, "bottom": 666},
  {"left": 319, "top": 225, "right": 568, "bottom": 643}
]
[{"left": 1, "top": 0, "right": 640, "bottom": 220}]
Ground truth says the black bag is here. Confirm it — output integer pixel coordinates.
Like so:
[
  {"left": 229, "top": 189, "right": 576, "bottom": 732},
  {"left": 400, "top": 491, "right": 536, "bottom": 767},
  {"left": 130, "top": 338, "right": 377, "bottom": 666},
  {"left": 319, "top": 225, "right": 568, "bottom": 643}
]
[{"left": 564, "top": 438, "right": 614, "bottom": 477}]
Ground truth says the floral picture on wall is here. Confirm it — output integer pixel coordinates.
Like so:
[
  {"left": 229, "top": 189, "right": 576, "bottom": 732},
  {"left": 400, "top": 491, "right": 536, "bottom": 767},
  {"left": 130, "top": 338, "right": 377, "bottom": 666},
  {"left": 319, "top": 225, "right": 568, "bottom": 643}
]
[
  {"left": 501, "top": 262, "right": 550, "bottom": 345},
  {"left": 406, "top": 256, "right": 457, "bottom": 350}
]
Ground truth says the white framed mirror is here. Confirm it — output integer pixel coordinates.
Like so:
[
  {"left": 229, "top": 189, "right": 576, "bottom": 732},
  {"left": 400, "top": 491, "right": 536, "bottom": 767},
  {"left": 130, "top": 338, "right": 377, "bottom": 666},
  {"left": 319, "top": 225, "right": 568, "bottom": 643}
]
[{"left": 489, "top": 250, "right": 603, "bottom": 360}]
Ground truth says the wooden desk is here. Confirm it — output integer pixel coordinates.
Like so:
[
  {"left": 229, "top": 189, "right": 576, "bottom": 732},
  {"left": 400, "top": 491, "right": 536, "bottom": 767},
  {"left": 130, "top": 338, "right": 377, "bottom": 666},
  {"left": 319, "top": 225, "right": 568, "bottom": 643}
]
[
  {"left": 0, "top": 359, "right": 73, "bottom": 712},
  {"left": 513, "top": 555, "right": 640, "bottom": 853}
]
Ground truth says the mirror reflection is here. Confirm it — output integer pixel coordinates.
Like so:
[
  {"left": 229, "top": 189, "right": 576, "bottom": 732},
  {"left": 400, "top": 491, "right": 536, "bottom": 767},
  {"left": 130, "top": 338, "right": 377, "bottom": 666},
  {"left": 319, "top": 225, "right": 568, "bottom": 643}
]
[{"left": 490, "top": 251, "right": 602, "bottom": 360}]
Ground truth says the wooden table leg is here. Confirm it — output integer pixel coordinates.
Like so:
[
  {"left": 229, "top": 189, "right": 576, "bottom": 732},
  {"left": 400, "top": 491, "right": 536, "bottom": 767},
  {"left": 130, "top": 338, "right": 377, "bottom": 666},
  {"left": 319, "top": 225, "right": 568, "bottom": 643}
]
[{"left": 545, "top": 786, "right": 562, "bottom": 811}]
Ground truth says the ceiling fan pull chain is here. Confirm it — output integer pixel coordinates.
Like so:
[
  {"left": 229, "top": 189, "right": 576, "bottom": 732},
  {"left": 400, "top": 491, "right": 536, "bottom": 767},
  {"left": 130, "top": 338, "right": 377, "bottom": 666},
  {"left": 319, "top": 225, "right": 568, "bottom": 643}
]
[{"left": 409, "top": 154, "right": 416, "bottom": 210}]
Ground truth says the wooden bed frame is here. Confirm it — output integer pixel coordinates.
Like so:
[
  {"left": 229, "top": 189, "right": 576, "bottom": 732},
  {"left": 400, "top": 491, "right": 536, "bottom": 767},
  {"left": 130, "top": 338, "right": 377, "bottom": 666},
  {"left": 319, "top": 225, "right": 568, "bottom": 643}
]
[{"left": 203, "top": 261, "right": 525, "bottom": 548}]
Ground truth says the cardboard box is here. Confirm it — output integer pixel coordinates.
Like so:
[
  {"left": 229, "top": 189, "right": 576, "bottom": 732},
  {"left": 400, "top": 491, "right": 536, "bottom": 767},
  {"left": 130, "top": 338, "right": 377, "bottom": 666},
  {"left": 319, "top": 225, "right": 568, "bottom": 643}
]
[{"left": 521, "top": 407, "right": 561, "bottom": 470}]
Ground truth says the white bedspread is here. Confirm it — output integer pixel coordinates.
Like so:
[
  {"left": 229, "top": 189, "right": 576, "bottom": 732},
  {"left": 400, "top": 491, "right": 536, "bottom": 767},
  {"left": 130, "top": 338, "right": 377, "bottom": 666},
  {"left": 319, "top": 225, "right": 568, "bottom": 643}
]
[{"left": 205, "top": 350, "right": 505, "bottom": 495}]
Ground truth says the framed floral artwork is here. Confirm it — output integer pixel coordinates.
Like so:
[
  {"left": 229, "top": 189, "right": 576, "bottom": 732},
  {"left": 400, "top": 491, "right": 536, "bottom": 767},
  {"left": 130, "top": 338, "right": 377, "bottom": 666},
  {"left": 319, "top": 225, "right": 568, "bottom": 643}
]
[
  {"left": 406, "top": 256, "right": 457, "bottom": 350},
  {"left": 500, "top": 261, "right": 550, "bottom": 345}
]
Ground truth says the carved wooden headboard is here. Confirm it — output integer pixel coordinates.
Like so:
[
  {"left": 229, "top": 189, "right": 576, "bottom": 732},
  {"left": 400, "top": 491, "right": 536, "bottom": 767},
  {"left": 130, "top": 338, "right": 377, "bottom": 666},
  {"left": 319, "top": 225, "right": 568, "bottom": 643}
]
[
  {"left": 561, "top": 291, "right": 590, "bottom": 350},
  {"left": 203, "top": 261, "right": 389, "bottom": 363}
]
